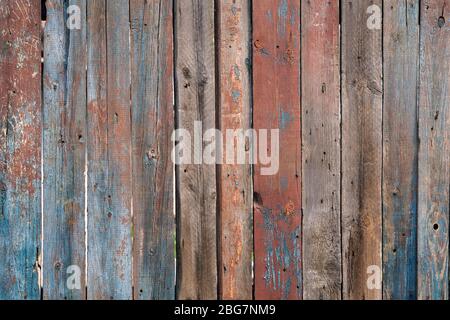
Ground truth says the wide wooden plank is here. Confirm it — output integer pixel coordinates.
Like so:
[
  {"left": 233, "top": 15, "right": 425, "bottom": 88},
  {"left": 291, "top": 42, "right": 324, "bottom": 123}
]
[
  {"left": 43, "top": 0, "right": 86, "bottom": 300},
  {"left": 383, "top": 0, "right": 419, "bottom": 300},
  {"left": 217, "top": 0, "right": 253, "bottom": 300},
  {"left": 174, "top": 0, "right": 217, "bottom": 299},
  {"left": 301, "top": 0, "right": 341, "bottom": 300},
  {"left": 253, "top": 0, "right": 302, "bottom": 300},
  {"left": 87, "top": 0, "right": 132, "bottom": 300},
  {"left": 130, "top": 0, "right": 175, "bottom": 300},
  {"left": 418, "top": 0, "right": 450, "bottom": 300},
  {"left": 0, "top": 0, "right": 41, "bottom": 300},
  {"left": 341, "top": 0, "right": 383, "bottom": 300}
]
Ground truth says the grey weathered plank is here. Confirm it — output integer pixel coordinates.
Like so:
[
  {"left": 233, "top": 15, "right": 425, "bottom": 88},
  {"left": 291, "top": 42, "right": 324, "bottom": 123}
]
[
  {"left": 174, "top": 0, "right": 218, "bottom": 299},
  {"left": 341, "top": 0, "right": 383, "bottom": 300},
  {"left": 43, "top": 0, "right": 86, "bottom": 300},
  {"left": 383, "top": 0, "right": 419, "bottom": 300},
  {"left": 130, "top": 0, "right": 175, "bottom": 300},
  {"left": 87, "top": 0, "right": 132, "bottom": 300},
  {"left": 417, "top": 0, "right": 450, "bottom": 300},
  {"left": 301, "top": 0, "right": 341, "bottom": 300},
  {"left": 217, "top": 0, "right": 253, "bottom": 300},
  {"left": 0, "top": 0, "right": 42, "bottom": 300}
]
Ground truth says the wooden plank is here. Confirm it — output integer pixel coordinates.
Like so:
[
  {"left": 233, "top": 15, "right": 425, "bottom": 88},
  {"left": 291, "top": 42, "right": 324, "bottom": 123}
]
[
  {"left": 341, "top": 0, "right": 383, "bottom": 300},
  {"left": 174, "top": 0, "right": 217, "bottom": 299},
  {"left": 217, "top": 0, "right": 253, "bottom": 300},
  {"left": 130, "top": 0, "right": 175, "bottom": 300},
  {"left": 0, "top": 0, "right": 41, "bottom": 300},
  {"left": 418, "top": 0, "right": 450, "bottom": 300},
  {"left": 301, "top": 0, "right": 341, "bottom": 300},
  {"left": 253, "top": 0, "right": 302, "bottom": 300},
  {"left": 87, "top": 0, "right": 132, "bottom": 300},
  {"left": 383, "top": 0, "right": 419, "bottom": 300},
  {"left": 42, "top": 0, "right": 86, "bottom": 300}
]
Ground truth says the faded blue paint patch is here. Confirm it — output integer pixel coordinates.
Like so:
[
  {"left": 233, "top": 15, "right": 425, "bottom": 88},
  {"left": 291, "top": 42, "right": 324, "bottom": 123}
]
[
  {"left": 280, "top": 176, "right": 288, "bottom": 191},
  {"left": 233, "top": 65, "right": 241, "bottom": 80},
  {"left": 232, "top": 90, "right": 241, "bottom": 103},
  {"left": 277, "top": 0, "right": 288, "bottom": 35},
  {"left": 279, "top": 109, "right": 293, "bottom": 129}
]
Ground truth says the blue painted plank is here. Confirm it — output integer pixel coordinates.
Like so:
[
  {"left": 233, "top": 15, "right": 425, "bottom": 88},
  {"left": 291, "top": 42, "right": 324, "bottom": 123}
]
[
  {"left": 43, "top": 0, "right": 87, "bottom": 300},
  {"left": 418, "top": 0, "right": 450, "bottom": 300},
  {"left": 383, "top": 0, "right": 419, "bottom": 300},
  {"left": 130, "top": 0, "right": 175, "bottom": 300}
]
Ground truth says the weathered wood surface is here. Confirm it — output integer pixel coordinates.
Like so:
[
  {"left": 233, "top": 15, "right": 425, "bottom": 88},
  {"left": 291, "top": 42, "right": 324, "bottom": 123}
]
[
  {"left": 218, "top": 0, "right": 253, "bottom": 300},
  {"left": 130, "top": 0, "right": 175, "bottom": 300},
  {"left": 301, "top": 0, "right": 341, "bottom": 300},
  {"left": 43, "top": 0, "right": 86, "bottom": 300},
  {"left": 87, "top": 0, "right": 132, "bottom": 300},
  {"left": 383, "top": 0, "right": 419, "bottom": 300},
  {"left": 253, "top": 0, "right": 302, "bottom": 300},
  {"left": 418, "top": 0, "right": 450, "bottom": 300},
  {"left": 341, "top": 0, "right": 383, "bottom": 300},
  {"left": 175, "top": 0, "right": 217, "bottom": 300},
  {"left": 0, "top": 0, "right": 41, "bottom": 300}
]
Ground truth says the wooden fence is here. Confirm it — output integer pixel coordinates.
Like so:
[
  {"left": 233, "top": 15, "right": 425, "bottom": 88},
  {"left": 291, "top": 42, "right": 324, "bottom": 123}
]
[{"left": 0, "top": 0, "right": 449, "bottom": 300}]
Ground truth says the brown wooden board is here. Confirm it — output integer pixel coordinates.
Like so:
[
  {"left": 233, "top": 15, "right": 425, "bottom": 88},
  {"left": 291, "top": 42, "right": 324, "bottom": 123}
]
[
  {"left": 174, "top": 0, "right": 218, "bottom": 300},
  {"left": 217, "top": 0, "right": 253, "bottom": 300},
  {"left": 301, "top": 0, "right": 341, "bottom": 300},
  {"left": 341, "top": 0, "right": 383, "bottom": 300},
  {"left": 87, "top": 0, "right": 132, "bottom": 299}
]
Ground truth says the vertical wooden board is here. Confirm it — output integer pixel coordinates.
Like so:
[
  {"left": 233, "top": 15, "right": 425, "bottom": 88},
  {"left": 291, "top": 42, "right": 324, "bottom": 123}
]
[
  {"left": 174, "top": 0, "right": 217, "bottom": 300},
  {"left": 0, "top": 0, "right": 41, "bottom": 300},
  {"left": 87, "top": 0, "right": 132, "bottom": 300},
  {"left": 301, "top": 0, "right": 341, "bottom": 300},
  {"left": 43, "top": 0, "right": 86, "bottom": 300},
  {"left": 253, "top": 0, "right": 302, "bottom": 300},
  {"left": 383, "top": 0, "right": 419, "bottom": 300},
  {"left": 217, "top": 0, "right": 253, "bottom": 300},
  {"left": 341, "top": 0, "right": 383, "bottom": 300},
  {"left": 130, "top": 0, "right": 175, "bottom": 300},
  {"left": 418, "top": 0, "right": 450, "bottom": 300}
]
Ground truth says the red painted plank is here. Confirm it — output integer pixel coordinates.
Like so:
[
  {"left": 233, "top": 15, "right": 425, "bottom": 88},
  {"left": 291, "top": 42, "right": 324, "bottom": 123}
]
[
  {"left": 253, "top": 0, "right": 302, "bottom": 300},
  {"left": 0, "top": 0, "right": 42, "bottom": 300}
]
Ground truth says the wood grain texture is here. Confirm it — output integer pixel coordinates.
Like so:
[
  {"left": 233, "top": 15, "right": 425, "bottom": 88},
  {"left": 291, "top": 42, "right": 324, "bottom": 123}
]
[
  {"left": 301, "top": 0, "right": 341, "bottom": 300},
  {"left": 341, "top": 0, "right": 383, "bottom": 300},
  {"left": 0, "top": 0, "right": 41, "bottom": 300},
  {"left": 43, "top": 0, "right": 86, "bottom": 300},
  {"left": 130, "top": 0, "right": 175, "bottom": 300},
  {"left": 217, "top": 0, "right": 253, "bottom": 300},
  {"left": 383, "top": 0, "right": 419, "bottom": 300},
  {"left": 87, "top": 0, "right": 132, "bottom": 300},
  {"left": 253, "top": 0, "right": 302, "bottom": 300},
  {"left": 175, "top": 0, "right": 217, "bottom": 300},
  {"left": 418, "top": 0, "right": 450, "bottom": 300}
]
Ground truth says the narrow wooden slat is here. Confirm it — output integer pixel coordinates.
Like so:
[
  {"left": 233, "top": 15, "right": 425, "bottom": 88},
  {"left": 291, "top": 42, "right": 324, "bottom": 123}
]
[
  {"left": 43, "top": 0, "right": 86, "bottom": 300},
  {"left": 383, "top": 0, "right": 419, "bottom": 300},
  {"left": 418, "top": 0, "right": 450, "bottom": 300},
  {"left": 0, "top": 0, "right": 41, "bottom": 300},
  {"left": 341, "top": 0, "right": 383, "bottom": 300},
  {"left": 174, "top": 0, "right": 217, "bottom": 299},
  {"left": 217, "top": 0, "right": 253, "bottom": 300},
  {"left": 87, "top": 0, "right": 132, "bottom": 299},
  {"left": 301, "top": 0, "right": 341, "bottom": 300},
  {"left": 253, "top": 0, "right": 302, "bottom": 300},
  {"left": 130, "top": 0, "right": 175, "bottom": 300}
]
